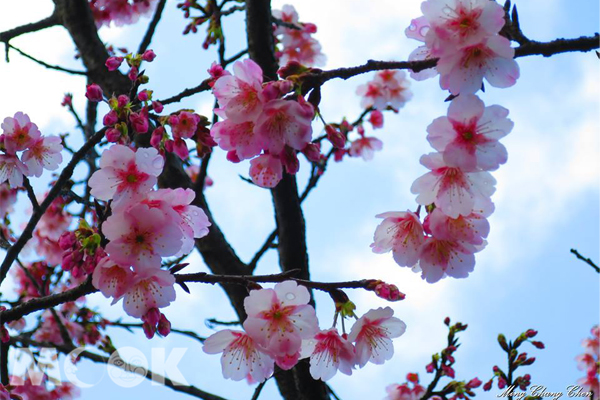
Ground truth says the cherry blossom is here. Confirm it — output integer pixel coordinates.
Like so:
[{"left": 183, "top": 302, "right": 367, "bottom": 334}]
[
  {"left": 371, "top": 211, "right": 425, "bottom": 267},
  {"left": 384, "top": 382, "right": 426, "bottom": 400},
  {"left": 254, "top": 99, "right": 314, "bottom": 154},
  {"left": 21, "top": 135, "right": 64, "bottom": 177},
  {"left": 213, "top": 59, "right": 264, "bottom": 123},
  {"left": 356, "top": 81, "right": 387, "bottom": 110},
  {"left": 1, "top": 112, "right": 41, "bottom": 154},
  {"left": 427, "top": 94, "right": 512, "bottom": 171},
  {"left": 418, "top": 236, "right": 479, "bottom": 283},
  {"left": 89, "top": 144, "right": 164, "bottom": 209},
  {"left": 273, "top": 5, "right": 326, "bottom": 67},
  {"left": 90, "top": 0, "right": 159, "bottom": 27},
  {"left": 203, "top": 329, "right": 275, "bottom": 383},
  {"left": 211, "top": 119, "right": 264, "bottom": 160},
  {"left": 170, "top": 111, "right": 200, "bottom": 139},
  {"left": 349, "top": 136, "right": 383, "bottom": 161},
  {"left": 356, "top": 70, "right": 412, "bottom": 111},
  {"left": 300, "top": 328, "right": 356, "bottom": 381},
  {"left": 437, "top": 35, "right": 520, "bottom": 95},
  {"left": 0, "top": 155, "right": 27, "bottom": 187},
  {"left": 427, "top": 208, "right": 489, "bottom": 245},
  {"left": 92, "top": 256, "right": 134, "bottom": 301},
  {"left": 243, "top": 280, "right": 319, "bottom": 360},
  {"left": 103, "top": 203, "right": 183, "bottom": 270},
  {"left": 0, "top": 183, "right": 17, "bottom": 218},
  {"left": 142, "top": 188, "right": 211, "bottom": 256},
  {"left": 411, "top": 152, "right": 496, "bottom": 218},
  {"left": 576, "top": 325, "right": 600, "bottom": 395},
  {"left": 249, "top": 154, "right": 283, "bottom": 188},
  {"left": 122, "top": 267, "right": 176, "bottom": 318},
  {"left": 348, "top": 307, "right": 406, "bottom": 368}
]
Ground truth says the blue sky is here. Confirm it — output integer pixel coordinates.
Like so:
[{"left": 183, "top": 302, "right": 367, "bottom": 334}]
[{"left": 0, "top": 0, "right": 598, "bottom": 399}]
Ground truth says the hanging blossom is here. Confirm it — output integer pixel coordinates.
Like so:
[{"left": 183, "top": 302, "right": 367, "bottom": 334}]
[
  {"left": 356, "top": 70, "right": 413, "bottom": 111},
  {"left": 372, "top": 93, "right": 510, "bottom": 283},
  {"left": 210, "top": 59, "right": 316, "bottom": 188},
  {"left": 384, "top": 373, "right": 427, "bottom": 400},
  {"left": 0, "top": 112, "right": 63, "bottom": 187},
  {"left": 272, "top": 4, "right": 326, "bottom": 67},
  {"left": 204, "top": 282, "right": 407, "bottom": 382},
  {"left": 405, "top": 0, "right": 519, "bottom": 95},
  {"left": 89, "top": 0, "right": 159, "bottom": 28},
  {"left": 85, "top": 142, "right": 210, "bottom": 323}
]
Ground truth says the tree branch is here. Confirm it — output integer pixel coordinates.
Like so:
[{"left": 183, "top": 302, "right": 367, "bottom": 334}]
[
  {"left": 570, "top": 249, "right": 600, "bottom": 273},
  {"left": 137, "top": 0, "right": 167, "bottom": 55},
  {"left": 0, "top": 12, "right": 60, "bottom": 45},
  {"left": 0, "top": 128, "right": 106, "bottom": 284},
  {"left": 159, "top": 79, "right": 211, "bottom": 105},
  {"left": 6, "top": 44, "right": 87, "bottom": 75}
]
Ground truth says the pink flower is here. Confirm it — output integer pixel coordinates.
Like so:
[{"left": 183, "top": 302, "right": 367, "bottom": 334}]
[
  {"left": 0, "top": 154, "right": 28, "bottom": 187},
  {"left": 356, "top": 81, "right": 388, "bottom": 110},
  {"left": 437, "top": 35, "right": 520, "bottom": 95},
  {"left": 369, "top": 110, "right": 384, "bottom": 129},
  {"left": 371, "top": 211, "right": 425, "bottom": 267},
  {"left": 427, "top": 208, "right": 489, "bottom": 245},
  {"left": 0, "top": 184, "right": 17, "bottom": 219},
  {"left": 347, "top": 307, "right": 406, "bottom": 368},
  {"left": 254, "top": 99, "right": 314, "bottom": 154},
  {"left": 273, "top": 5, "right": 326, "bottom": 67},
  {"left": 92, "top": 256, "right": 134, "bottom": 301},
  {"left": 85, "top": 83, "right": 104, "bottom": 102},
  {"left": 1, "top": 112, "right": 41, "bottom": 154},
  {"left": 249, "top": 154, "right": 283, "bottom": 188},
  {"left": 374, "top": 70, "right": 413, "bottom": 110},
  {"left": 243, "top": 280, "right": 319, "bottom": 359},
  {"left": 418, "top": 236, "right": 479, "bottom": 283},
  {"left": 421, "top": 0, "right": 506, "bottom": 53},
  {"left": 300, "top": 328, "right": 356, "bottom": 381},
  {"left": 411, "top": 152, "right": 496, "bottom": 218},
  {"left": 142, "top": 188, "right": 211, "bottom": 256},
  {"left": 21, "top": 136, "right": 63, "bottom": 177},
  {"left": 103, "top": 203, "right": 184, "bottom": 270},
  {"left": 203, "top": 329, "right": 274, "bottom": 382},
  {"left": 122, "top": 267, "right": 176, "bottom": 318},
  {"left": 427, "top": 94, "right": 512, "bottom": 171},
  {"left": 385, "top": 383, "right": 426, "bottom": 400},
  {"left": 89, "top": 144, "right": 164, "bottom": 209},
  {"left": 213, "top": 59, "right": 265, "bottom": 123},
  {"left": 348, "top": 136, "right": 383, "bottom": 161},
  {"left": 170, "top": 111, "right": 200, "bottom": 139},
  {"left": 211, "top": 120, "right": 264, "bottom": 160}
]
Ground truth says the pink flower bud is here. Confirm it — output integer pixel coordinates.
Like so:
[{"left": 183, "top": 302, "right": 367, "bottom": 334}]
[
  {"left": 164, "top": 139, "right": 174, "bottom": 152},
  {"left": 117, "top": 95, "right": 130, "bottom": 108},
  {"left": 61, "top": 94, "right": 73, "bottom": 107},
  {"left": 152, "top": 101, "right": 163, "bottom": 113},
  {"left": 369, "top": 110, "right": 384, "bottom": 129},
  {"left": 425, "top": 362, "right": 435, "bottom": 373},
  {"left": 103, "top": 110, "right": 118, "bottom": 126},
  {"left": 142, "top": 308, "right": 161, "bottom": 326},
  {"left": 58, "top": 231, "right": 77, "bottom": 250},
  {"left": 326, "top": 125, "right": 346, "bottom": 148},
  {"left": 105, "top": 56, "right": 124, "bottom": 71},
  {"left": 142, "top": 49, "right": 156, "bottom": 62},
  {"left": 150, "top": 127, "right": 164, "bottom": 148},
  {"left": 128, "top": 66, "right": 139, "bottom": 81},
  {"left": 129, "top": 112, "right": 149, "bottom": 133},
  {"left": 531, "top": 341, "right": 544, "bottom": 349},
  {"left": 281, "top": 147, "right": 299, "bottom": 174},
  {"left": 406, "top": 373, "right": 419, "bottom": 383},
  {"left": 172, "top": 138, "right": 189, "bottom": 160},
  {"left": 467, "top": 378, "right": 482, "bottom": 388},
  {"left": 106, "top": 128, "right": 121, "bottom": 143},
  {"left": 483, "top": 380, "right": 493, "bottom": 391},
  {"left": 142, "top": 322, "right": 155, "bottom": 339},
  {"left": 0, "top": 326, "right": 9, "bottom": 343},
  {"left": 498, "top": 377, "right": 507, "bottom": 389},
  {"left": 85, "top": 84, "right": 104, "bottom": 102},
  {"left": 525, "top": 329, "right": 538, "bottom": 338},
  {"left": 301, "top": 143, "right": 322, "bottom": 162},
  {"left": 138, "top": 90, "right": 150, "bottom": 102},
  {"left": 157, "top": 314, "right": 171, "bottom": 336}
]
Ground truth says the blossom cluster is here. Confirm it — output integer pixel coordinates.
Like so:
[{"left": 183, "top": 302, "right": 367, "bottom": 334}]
[
  {"left": 89, "top": 0, "right": 159, "bottom": 27},
  {"left": 272, "top": 5, "right": 326, "bottom": 68},
  {"left": 86, "top": 144, "right": 211, "bottom": 329},
  {"left": 405, "top": 0, "right": 520, "bottom": 95},
  {"left": 0, "top": 183, "right": 18, "bottom": 219},
  {"left": 5, "top": 374, "right": 80, "bottom": 400},
  {"left": 347, "top": 70, "right": 413, "bottom": 161},
  {"left": 575, "top": 325, "right": 600, "bottom": 395},
  {"left": 203, "top": 281, "right": 406, "bottom": 383},
  {"left": 372, "top": 93, "right": 512, "bottom": 283},
  {"left": 28, "top": 194, "right": 72, "bottom": 266},
  {"left": 0, "top": 112, "right": 63, "bottom": 188},
  {"left": 384, "top": 373, "right": 426, "bottom": 400},
  {"left": 210, "top": 59, "right": 316, "bottom": 188}
]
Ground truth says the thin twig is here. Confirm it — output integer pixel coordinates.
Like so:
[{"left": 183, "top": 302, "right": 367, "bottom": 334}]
[
  {"left": 571, "top": 249, "right": 600, "bottom": 273},
  {"left": 6, "top": 44, "right": 87, "bottom": 75},
  {"left": 22, "top": 177, "right": 39, "bottom": 211},
  {"left": 159, "top": 79, "right": 211, "bottom": 105},
  {"left": 0, "top": 12, "right": 60, "bottom": 46},
  {"left": 250, "top": 380, "right": 267, "bottom": 400}
]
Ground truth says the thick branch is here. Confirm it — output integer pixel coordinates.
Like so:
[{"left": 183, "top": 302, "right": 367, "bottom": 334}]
[
  {"left": 53, "top": 0, "right": 129, "bottom": 95},
  {"left": 0, "top": 129, "right": 106, "bottom": 285},
  {"left": 9, "top": 335, "right": 228, "bottom": 400}
]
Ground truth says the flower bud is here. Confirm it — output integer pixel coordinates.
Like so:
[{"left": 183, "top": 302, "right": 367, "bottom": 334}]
[
  {"left": 105, "top": 56, "right": 124, "bottom": 71},
  {"left": 85, "top": 84, "right": 104, "bottom": 102},
  {"left": 142, "top": 49, "right": 156, "bottom": 62},
  {"left": 326, "top": 125, "right": 346, "bottom": 148}
]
